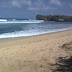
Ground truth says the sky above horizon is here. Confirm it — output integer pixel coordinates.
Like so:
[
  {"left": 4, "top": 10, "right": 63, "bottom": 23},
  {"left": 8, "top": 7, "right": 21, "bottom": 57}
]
[{"left": 0, "top": 0, "right": 72, "bottom": 19}]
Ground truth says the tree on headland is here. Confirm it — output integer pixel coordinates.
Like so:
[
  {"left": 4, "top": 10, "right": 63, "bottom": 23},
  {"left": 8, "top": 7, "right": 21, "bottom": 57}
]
[{"left": 36, "top": 15, "right": 72, "bottom": 22}]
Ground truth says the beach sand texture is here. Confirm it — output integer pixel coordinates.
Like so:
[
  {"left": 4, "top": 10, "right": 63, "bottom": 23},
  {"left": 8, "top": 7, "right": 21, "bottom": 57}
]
[{"left": 0, "top": 30, "right": 72, "bottom": 72}]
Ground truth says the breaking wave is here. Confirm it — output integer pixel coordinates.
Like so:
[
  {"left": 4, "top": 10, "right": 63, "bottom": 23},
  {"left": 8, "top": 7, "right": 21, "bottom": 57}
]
[
  {"left": 0, "top": 19, "right": 44, "bottom": 24},
  {"left": 0, "top": 28, "right": 72, "bottom": 39},
  {"left": 0, "top": 19, "right": 7, "bottom": 21}
]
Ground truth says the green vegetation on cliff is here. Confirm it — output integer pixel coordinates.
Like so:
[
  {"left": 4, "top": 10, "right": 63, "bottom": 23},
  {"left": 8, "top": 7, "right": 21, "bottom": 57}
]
[{"left": 36, "top": 15, "right": 72, "bottom": 22}]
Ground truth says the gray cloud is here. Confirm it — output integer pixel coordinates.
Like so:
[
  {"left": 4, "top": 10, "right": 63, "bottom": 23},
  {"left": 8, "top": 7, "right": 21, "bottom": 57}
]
[
  {"left": 28, "top": 0, "right": 50, "bottom": 10},
  {"left": 69, "top": 4, "right": 72, "bottom": 8},
  {"left": 11, "top": 0, "right": 32, "bottom": 8},
  {"left": 28, "top": 0, "right": 57, "bottom": 11},
  {"left": 0, "top": 0, "right": 57, "bottom": 11},
  {"left": 0, "top": 0, "right": 32, "bottom": 8},
  {"left": 50, "top": 0, "right": 62, "bottom": 6}
]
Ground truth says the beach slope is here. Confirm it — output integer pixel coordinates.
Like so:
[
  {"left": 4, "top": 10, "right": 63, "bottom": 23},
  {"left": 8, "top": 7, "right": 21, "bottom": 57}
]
[{"left": 0, "top": 30, "right": 72, "bottom": 72}]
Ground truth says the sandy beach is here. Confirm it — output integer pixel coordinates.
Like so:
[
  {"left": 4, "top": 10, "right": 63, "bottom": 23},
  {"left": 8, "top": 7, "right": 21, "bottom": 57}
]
[{"left": 0, "top": 30, "right": 72, "bottom": 72}]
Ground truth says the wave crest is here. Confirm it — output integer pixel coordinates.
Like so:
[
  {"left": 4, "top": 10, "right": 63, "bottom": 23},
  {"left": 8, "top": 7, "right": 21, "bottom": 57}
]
[
  {"left": 0, "top": 20, "right": 44, "bottom": 24},
  {"left": 0, "top": 19, "right": 7, "bottom": 21}
]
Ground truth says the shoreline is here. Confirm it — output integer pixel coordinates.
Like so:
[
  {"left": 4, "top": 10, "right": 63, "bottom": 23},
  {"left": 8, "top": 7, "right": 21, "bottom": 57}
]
[
  {"left": 0, "top": 29, "right": 72, "bottom": 72},
  {"left": 0, "top": 28, "right": 72, "bottom": 42}
]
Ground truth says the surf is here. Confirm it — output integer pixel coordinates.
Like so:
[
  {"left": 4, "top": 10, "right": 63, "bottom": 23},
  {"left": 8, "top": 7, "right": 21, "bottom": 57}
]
[
  {"left": 0, "top": 19, "right": 44, "bottom": 24},
  {"left": 0, "top": 19, "right": 7, "bottom": 22}
]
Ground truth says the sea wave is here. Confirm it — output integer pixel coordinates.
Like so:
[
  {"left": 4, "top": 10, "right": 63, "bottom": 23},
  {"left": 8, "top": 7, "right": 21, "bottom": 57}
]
[
  {"left": 0, "top": 28, "right": 71, "bottom": 39},
  {"left": 0, "top": 19, "right": 7, "bottom": 21},
  {"left": 0, "top": 20, "right": 44, "bottom": 24}
]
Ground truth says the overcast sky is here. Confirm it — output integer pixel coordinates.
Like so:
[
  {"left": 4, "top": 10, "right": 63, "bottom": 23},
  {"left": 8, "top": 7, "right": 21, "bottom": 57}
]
[{"left": 0, "top": 0, "right": 72, "bottom": 19}]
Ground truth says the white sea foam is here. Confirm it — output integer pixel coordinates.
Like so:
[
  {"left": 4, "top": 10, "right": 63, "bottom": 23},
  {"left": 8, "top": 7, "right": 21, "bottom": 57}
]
[
  {"left": 0, "top": 20, "right": 44, "bottom": 24},
  {"left": 0, "top": 19, "right": 7, "bottom": 21},
  {"left": 0, "top": 28, "right": 71, "bottom": 39},
  {"left": 12, "top": 19, "right": 16, "bottom": 21}
]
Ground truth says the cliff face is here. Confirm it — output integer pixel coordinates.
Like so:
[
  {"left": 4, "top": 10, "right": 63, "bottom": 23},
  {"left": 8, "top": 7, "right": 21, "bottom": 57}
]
[{"left": 36, "top": 15, "right": 72, "bottom": 22}]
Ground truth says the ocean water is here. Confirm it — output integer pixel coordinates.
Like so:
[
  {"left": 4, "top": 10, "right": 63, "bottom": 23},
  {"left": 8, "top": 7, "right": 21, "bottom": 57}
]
[{"left": 0, "top": 18, "right": 72, "bottom": 39}]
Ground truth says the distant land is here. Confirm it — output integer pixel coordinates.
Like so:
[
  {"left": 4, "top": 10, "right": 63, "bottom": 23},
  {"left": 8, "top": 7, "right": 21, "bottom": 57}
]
[{"left": 36, "top": 15, "right": 72, "bottom": 22}]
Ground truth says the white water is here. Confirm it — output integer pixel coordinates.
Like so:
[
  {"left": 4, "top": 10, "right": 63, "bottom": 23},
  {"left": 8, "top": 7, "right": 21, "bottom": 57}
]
[
  {"left": 0, "top": 19, "right": 72, "bottom": 39},
  {"left": 0, "top": 27, "right": 71, "bottom": 39},
  {"left": 0, "top": 20, "right": 44, "bottom": 24},
  {"left": 0, "top": 19, "right": 7, "bottom": 21}
]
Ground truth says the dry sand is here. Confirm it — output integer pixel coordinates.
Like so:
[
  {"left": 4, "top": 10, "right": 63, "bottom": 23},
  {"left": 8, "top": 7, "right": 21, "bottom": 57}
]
[{"left": 0, "top": 30, "right": 72, "bottom": 72}]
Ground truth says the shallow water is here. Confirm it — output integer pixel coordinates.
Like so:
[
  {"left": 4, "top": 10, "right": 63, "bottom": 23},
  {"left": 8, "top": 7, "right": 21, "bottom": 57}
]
[{"left": 0, "top": 19, "right": 72, "bottom": 39}]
